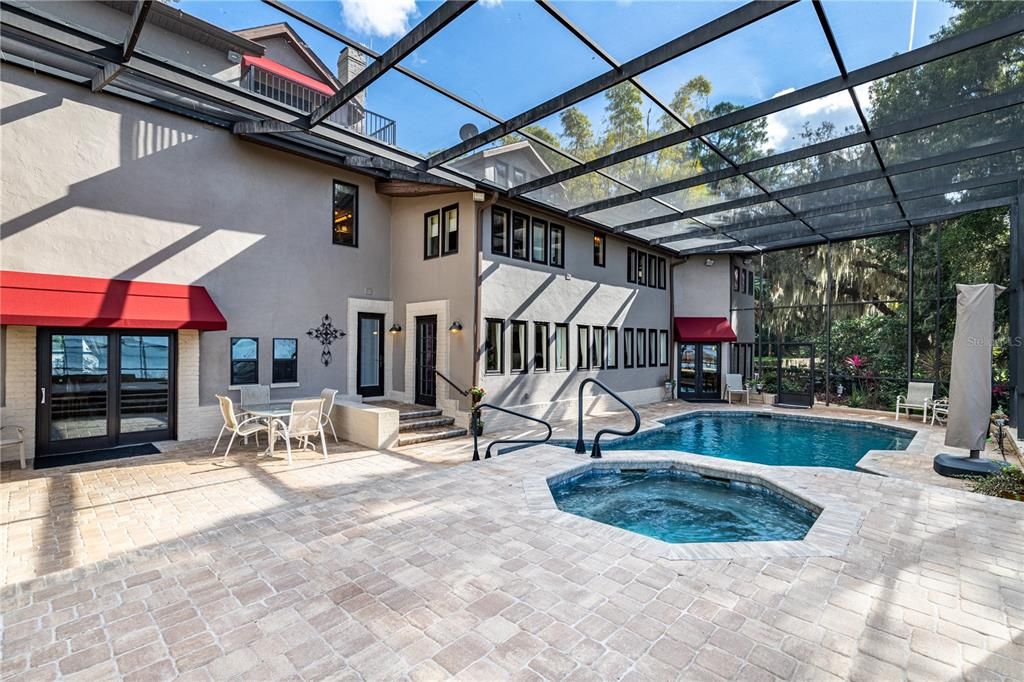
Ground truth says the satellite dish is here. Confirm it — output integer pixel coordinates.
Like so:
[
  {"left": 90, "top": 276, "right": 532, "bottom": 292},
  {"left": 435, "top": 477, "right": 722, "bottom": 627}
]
[{"left": 459, "top": 123, "right": 479, "bottom": 141}]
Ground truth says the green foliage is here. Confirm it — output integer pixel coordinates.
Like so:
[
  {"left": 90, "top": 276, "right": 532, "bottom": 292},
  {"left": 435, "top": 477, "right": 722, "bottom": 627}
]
[{"left": 968, "top": 466, "right": 1024, "bottom": 501}]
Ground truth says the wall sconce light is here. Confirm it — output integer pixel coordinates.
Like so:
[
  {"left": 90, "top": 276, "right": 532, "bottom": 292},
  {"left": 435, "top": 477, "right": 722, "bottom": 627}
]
[
  {"left": 449, "top": 321, "right": 463, "bottom": 333},
  {"left": 742, "top": 257, "right": 754, "bottom": 266},
  {"left": 388, "top": 323, "right": 402, "bottom": 335},
  {"left": 704, "top": 258, "right": 715, "bottom": 267}
]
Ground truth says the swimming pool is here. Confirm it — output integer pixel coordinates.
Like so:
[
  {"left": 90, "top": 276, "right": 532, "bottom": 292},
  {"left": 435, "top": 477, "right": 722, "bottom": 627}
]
[
  {"left": 598, "top": 413, "right": 914, "bottom": 470},
  {"left": 549, "top": 468, "right": 817, "bottom": 543}
]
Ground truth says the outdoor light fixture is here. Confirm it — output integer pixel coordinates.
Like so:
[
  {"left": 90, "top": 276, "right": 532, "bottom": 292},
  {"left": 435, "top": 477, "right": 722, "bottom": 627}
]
[
  {"left": 743, "top": 257, "right": 754, "bottom": 266},
  {"left": 449, "top": 321, "right": 463, "bottom": 332},
  {"left": 704, "top": 258, "right": 715, "bottom": 267},
  {"left": 389, "top": 323, "right": 402, "bottom": 335}
]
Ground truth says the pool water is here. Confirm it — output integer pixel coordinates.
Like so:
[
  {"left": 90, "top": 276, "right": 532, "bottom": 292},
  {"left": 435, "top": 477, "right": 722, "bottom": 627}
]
[
  {"left": 601, "top": 414, "right": 913, "bottom": 470},
  {"left": 550, "top": 469, "right": 816, "bottom": 543}
]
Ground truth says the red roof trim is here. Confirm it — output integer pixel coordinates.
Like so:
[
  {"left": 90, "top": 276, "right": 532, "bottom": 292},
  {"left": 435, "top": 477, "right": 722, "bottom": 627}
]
[
  {"left": 0, "top": 271, "right": 227, "bottom": 331},
  {"left": 674, "top": 317, "right": 737, "bottom": 343},
  {"left": 242, "top": 55, "right": 336, "bottom": 97}
]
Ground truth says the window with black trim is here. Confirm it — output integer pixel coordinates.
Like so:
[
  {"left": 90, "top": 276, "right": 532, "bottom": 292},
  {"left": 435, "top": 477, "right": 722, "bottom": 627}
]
[
  {"left": 748, "top": 269, "right": 755, "bottom": 295},
  {"left": 733, "top": 266, "right": 741, "bottom": 291},
  {"left": 658, "top": 258, "right": 667, "bottom": 289},
  {"left": 637, "top": 253, "right": 647, "bottom": 286},
  {"left": 332, "top": 180, "right": 358, "bottom": 246},
  {"left": 533, "top": 322, "right": 548, "bottom": 372},
  {"left": 272, "top": 338, "right": 297, "bottom": 384},
  {"left": 532, "top": 217, "right": 548, "bottom": 264},
  {"left": 549, "top": 224, "right": 565, "bottom": 267},
  {"left": 623, "top": 329, "right": 634, "bottom": 368},
  {"left": 424, "top": 209, "right": 440, "bottom": 259},
  {"left": 577, "top": 325, "right": 590, "bottom": 370},
  {"left": 230, "top": 337, "right": 258, "bottom": 385},
  {"left": 594, "top": 233, "right": 606, "bottom": 267},
  {"left": 659, "top": 330, "right": 669, "bottom": 366},
  {"left": 554, "top": 323, "right": 569, "bottom": 371},
  {"left": 648, "top": 328, "right": 658, "bottom": 366},
  {"left": 485, "top": 319, "right": 503, "bottom": 374},
  {"left": 491, "top": 207, "right": 509, "bottom": 256},
  {"left": 740, "top": 268, "right": 747, "bottom": 293},
  {"left": 592, "top": 327, "right": 604, "bottom": 369},
  {"left": 627, "top": 248, "right": 637, "bottom": 283},
  {"left": 510, "top": 320, "right": 527, "bottom": 373},
  {"left": 442, "top": 204, "right": 459, "bottom": 255},
  {"left": 636, "top": 329, "right": 647, "bottom": 368},
  {"left": 511, "top": 212, "right": 529, "bottom": 260},
  {"left": 607, "top": 327, "right": 618, "bottom": 369}
]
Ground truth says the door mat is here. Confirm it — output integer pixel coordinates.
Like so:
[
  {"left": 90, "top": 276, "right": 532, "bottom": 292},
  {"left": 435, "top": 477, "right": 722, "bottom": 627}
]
[{"left": 35, "top": 443, "right": 161, "bottom": 469}]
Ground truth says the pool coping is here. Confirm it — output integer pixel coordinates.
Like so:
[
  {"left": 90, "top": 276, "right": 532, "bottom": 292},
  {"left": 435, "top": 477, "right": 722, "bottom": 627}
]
[{"left": 523, "top": 451, "right": 865, "bottom": 562}]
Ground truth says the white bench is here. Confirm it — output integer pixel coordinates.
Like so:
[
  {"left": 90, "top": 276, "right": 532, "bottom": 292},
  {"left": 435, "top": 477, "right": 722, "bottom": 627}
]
[{"left": 1, "top": 425, "right": 26, "bottom": 469}]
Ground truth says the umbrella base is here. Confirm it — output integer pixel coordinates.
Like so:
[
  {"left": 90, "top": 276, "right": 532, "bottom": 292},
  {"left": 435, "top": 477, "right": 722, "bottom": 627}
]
[{"left": 933, "top": 453, "right": 1006, "bottom": 478}]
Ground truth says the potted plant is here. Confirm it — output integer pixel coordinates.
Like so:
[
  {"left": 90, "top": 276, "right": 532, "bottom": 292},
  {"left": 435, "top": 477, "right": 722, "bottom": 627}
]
[{"left": 469, "top": 386, "right": 486, "bottom": 436}]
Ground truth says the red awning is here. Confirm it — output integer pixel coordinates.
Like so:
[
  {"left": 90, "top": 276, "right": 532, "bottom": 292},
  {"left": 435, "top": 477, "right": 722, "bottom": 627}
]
[
  {"left": 242, "top": 55, "right": 336, "bottom": 96},
  {"left": 674, "top": 317, "right": 737, "bottom": 342},
  {"left": 0, "top": 271, "right": 227, "bottom": 330}
]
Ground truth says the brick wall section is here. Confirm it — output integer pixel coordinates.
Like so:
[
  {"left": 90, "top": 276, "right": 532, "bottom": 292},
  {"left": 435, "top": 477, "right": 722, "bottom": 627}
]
[
  {"left": 1, "top": 326, "right": 37, "bottom": 464},
  {"left": 176, "top": 330, "right": 221, "bottom": 441}
]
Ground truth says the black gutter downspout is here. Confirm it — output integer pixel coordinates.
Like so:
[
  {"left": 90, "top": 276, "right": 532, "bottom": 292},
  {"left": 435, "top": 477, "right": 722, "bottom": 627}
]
[
  {"left": 907, "top": 227, "right": 915, "bottom": 386},
  {"left": 825, "top": 241, "right": 833, "bottom": 406},
  {"left": 1011, "top": 190, "right": 1023, "bottom": 429}
]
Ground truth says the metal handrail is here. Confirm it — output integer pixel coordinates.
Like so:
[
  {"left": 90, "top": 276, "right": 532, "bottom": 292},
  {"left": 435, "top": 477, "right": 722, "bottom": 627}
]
[
  {"left": 575, "top": 378, "right": 641, "bottom": 459},
  {"left": 434, "top": 369, "right": 469, "bottom": 397},
  {"left": 472, "top": 403, "right": 552, "bottom": 461}
]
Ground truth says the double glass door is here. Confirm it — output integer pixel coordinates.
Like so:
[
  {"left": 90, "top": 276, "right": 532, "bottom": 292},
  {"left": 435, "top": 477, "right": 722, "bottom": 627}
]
[
  {"left": 36, "top": 329, "right": 175, "bottom": 456},
  {"left": 678, "top": 342, "right": 722, "bottom": 401}
]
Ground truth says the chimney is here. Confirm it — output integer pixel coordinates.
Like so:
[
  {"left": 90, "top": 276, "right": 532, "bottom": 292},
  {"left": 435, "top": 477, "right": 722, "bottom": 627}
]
[{"left": 337, "top": 47, "right": 367, "bottom": 112}]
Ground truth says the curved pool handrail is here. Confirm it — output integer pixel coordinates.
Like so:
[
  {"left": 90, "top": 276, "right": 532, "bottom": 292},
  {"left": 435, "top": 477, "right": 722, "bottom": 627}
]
[
  {"left": 472, "top": 403, "right": 552, "bottom": 461},
  {"left": 575, "top": 378, "right": 641, "bottom": 459}
]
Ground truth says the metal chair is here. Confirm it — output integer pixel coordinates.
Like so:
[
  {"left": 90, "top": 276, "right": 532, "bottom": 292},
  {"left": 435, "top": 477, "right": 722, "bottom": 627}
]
[
  {"left": 896, "top": 382, "right": 934, "bottom": 421},
  {"left": 239, "top": 384, "right": 270, "bottom": 409},
  {"left": 213, "top": 395, "right": 268, "bottom": 459},
  {"left": 930, "top": 398, "right": 949, "bottom": 425},
  {"left": 272, "top": 399, "right": 327, "bottom": 465},
  {"left": 1, "top": 425, "right": 26, "bottom": 469},
  {"left": 319, "top": 388, "right": 339, "bottom": 443}
]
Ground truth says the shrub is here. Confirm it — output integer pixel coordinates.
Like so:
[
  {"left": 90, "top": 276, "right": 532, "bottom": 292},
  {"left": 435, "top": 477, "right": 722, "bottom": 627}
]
[{"left": 969, "top": 466, "right": 1024, "bottom": 501}]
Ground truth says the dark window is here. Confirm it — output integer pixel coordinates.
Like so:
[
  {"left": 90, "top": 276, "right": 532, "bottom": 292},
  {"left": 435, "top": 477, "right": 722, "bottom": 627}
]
[
  {"left": 637, "top": 252, "right": 647, "bottom": 286},
  {"left": 424, "top": 209, "right": 440, "bottom": 259},
  {"left": 576, "top": 325, "right": 590, "bottom": 370},
  {"left": 532, "top": 218, "right": 548, "bottom": 264},
  {"left": 554, "top": 323, "right": 569, "bottom": 371},
  {"left": 607, "top": 327, "right": 618, "bottom": 369},
  {"left": 627, "top": 248, "right": 637, "bottom": 283},
  {"left": 491, "top": 206, "right": 509, "bottom": 256},
  {"left": 748, "top": 269, "right": 755, "bottom": 295},
  {"left": 230, "top": 337, "right": 258, "bottom": 385},
  {"left": 485, "top": 319, "right": 503, "bottom": 374},
  {"left": 442, "top": 204, "right": 459, "bottom": 255},
  {"left": 623, "top": 329, "right": 634, "bottom": 368},
  {"left": 495, "top": 161, "right": 509, "bottom": 187},
  {"left": 740, "top": 268, "right": 747, "bottom": 293},
  {"left": 332, "top": 180, "right": 358, "bottom": 246},
  {"left": 594, "top": 233, "right": 606, "bottom": 267},
  {"left": 733, "top": 266, "right": 741, "bottom": 291},
  {"left": 549, "top": 224, "right": 565, "bottom": 267},
  {"left": 659, "top": 330, "right": 669, "bottom": 366},
  {"left": 533, "top": 322, "right": 549, "bottom": 372},
  {"left": 592, "top": 327, "right": 604, "bottom": 369},
  {"left": 272, "top": 338, "right": 297, "bottom": 384},
  {"left": 510, "top": 320, "right": 527, "bottom": 373},
  {"left": 647, "top": 254, "right": 658, "bottom": 288},
  {"left": 648, "top": 328, "right": 658, "bottom": 366},
  {"left": 511, "top": 212, "right": 529, "bottom": 260},
  {"left": 637, "top": 329, "right": 647, "bottom": 368},
  {"left": 658, "top": 258, "right": 667, "bottom": 289}
]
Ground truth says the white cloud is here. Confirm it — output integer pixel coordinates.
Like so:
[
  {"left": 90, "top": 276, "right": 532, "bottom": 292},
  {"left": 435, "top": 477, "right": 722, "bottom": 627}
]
[
  {"left": 764, "top": 88, "right": 859, "bottom": 152},
  {"left": 340, "top": 0, "right": 418, "bottom": 38},
  {"left": 479, "top": 0, "right": 503, "bottom": 6}
]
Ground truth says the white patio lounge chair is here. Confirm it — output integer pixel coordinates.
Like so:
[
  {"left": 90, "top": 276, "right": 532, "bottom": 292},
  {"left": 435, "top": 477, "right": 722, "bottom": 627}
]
[
  {"left": 725, "top": 373, "right": 750, "bottom": 404},
  {"left": 319, "top": 388, "right": 339, "bottom": 443},
  {"left": 271, "top": 399, "right": 327, "bottom": 465},
  {"left": 1, "top": 425, "right": 26, "bottom": 469},
  {"left": 213, "top": 395, "right": 268, "bottom": 459},
  {"left": 930, "top": 398, "right": 949, "bottom": 425},
  {"left": 896, "top": 382, "right": 934, "bottom": 422}
]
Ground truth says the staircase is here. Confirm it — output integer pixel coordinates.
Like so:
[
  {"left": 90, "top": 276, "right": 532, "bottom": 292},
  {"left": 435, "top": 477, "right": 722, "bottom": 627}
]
[{"left": 395, "top": 404, "right": 467, "bottom": 447}]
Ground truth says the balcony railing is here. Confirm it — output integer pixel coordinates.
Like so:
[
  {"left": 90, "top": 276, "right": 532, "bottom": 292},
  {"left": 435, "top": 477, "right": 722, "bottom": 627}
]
[{"left": 242, "top": 65, "right": 397, "bottom": 147}]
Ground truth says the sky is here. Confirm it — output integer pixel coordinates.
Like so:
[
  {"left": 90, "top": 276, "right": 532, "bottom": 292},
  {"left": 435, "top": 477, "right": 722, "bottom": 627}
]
[{"left": 176, "top": 0, "right": 956, "bottom": 158}]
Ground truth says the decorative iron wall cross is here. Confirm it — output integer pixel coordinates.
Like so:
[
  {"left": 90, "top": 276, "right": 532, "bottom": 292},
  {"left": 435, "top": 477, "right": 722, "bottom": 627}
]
[{"left": 308, "top": 314, "right": 345, "bottom": 366}]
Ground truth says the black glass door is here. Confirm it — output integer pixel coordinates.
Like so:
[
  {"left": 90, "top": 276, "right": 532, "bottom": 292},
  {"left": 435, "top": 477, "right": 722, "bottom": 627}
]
[
  {"left": 357, "top": 313, "right": 385, "bottom": 398},
  {"left": 677, "top": 342, "right": 721, "bottom": 401},
  {"left": 415, "top": 316, "right": 437, "bottom": 406}
]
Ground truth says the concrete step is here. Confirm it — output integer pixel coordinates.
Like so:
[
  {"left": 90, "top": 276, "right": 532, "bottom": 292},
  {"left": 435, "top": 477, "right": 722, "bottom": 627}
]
[
  {"left": 399, "top": 416, "right": 455, "bottom": 432},
  {"left": 398, "top": 407, "right": 443, "bottom": 421},
  {"left": 397, "top": 427, "right": 468, "bottom": 447}
]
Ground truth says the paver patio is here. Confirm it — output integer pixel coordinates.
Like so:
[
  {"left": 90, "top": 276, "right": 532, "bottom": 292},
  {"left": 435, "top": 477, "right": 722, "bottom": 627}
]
[{"left": 2, "top": 402, "right": 1023, "bottom": 681}]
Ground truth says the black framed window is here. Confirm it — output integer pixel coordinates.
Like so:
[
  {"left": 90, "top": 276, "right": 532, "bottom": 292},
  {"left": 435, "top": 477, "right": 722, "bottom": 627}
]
[
  {"left": 747, "top": 269, "right": 755, "bottom": 295},
  {"left": 627, "top": 248, "right": 637, "bottom": 283},
  {"left": 272, "top": 338, "right": 297, "bottom": 384},
  {"left": 533, "top": 322, "right": 549, "bottom": 372},
  {"left": 332, "top": 180, "right": 358, "bottom": 246},
  {"left": 532, "top": 218, "right": 548, "bottom": 264},
  {"left": 594, "top": 233, "right": 606, "bottom": 267},
  {"left": 230, "top": 337, "right": 258, "bottom": 385},
  {"left": 577, "top": 325, "right": 590, "bottom": 370},
  {"left": 637, "top": 253, "right": 647, "bottom": 286},
  {"left": 648, "top": 328, "right": 658, "bottom": 366},
  {"left": 740, "top": 268, "right": 747, "bottom": 293},
  {"left": 733, "top": 266, "right": 741, "bottom": 291},
  {"left": 607, "top": 327, "right": 618, "bottom": 369},
  {"left": 443, "top": 204, "right": 459, "bottom": 255},
  {"left": 637, "top": 329, "right": 647, "bottom": 368},
  {"left": 554, "top": 323, "right": 569, "bottom": 371},
  {"left": 592, "top": 327, "right": 605, "bottom": 369},
  {"left": 511, "top": 212, "right": 529, "bottom": 260},
  {"left": 647, "top": 254, "right": 658, "bottom": 288},
  {"left": 658, "top": 258, "right": 667, "bottom": 289},
  {"left": 484, "top": 319, "right": 503, "bottom": 374},
  {"left": 491, "top": 207, "right": 509, "bottom": 256},
  {"left": 659, "top": 330, "right": 669, "bottom": 366},
  {"left": 424, "top": 209, "right": 441, "bottom": 259},
  {"left": 623, "top": 329, "right": 634, "bottom": 368},
  {"left": 549, "top": 224, "right": 565, "bottom": 268},
  {"left": 510, "top": 320, "right": 527, "bottom": 373}
]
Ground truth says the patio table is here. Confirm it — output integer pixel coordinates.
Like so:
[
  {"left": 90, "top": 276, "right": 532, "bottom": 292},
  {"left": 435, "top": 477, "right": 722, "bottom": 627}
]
[{"left": 240, "top": 402, "right": 294, "bottom": 456}]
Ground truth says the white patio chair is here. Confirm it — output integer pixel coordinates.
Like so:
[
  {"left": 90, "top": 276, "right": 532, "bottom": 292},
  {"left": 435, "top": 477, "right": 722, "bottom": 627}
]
[
  {"left": 725, "top": 373, "right": 750, "bottom": 404},
  {"left": 271, "top": 399, "right": 327, "bottom": 465},
  {"left": 896, "top": 382, "right": 934, "bottom": 422},
  {"left": 239, "top": 384, "right": 270, "bottom": 409},
  {"left": 1, "top": 425, "right": 26, "bottom": 469},
  {"left": 213, "top": 395, "right": 268, "bottom": 459},
  {"left": 319, "top": 388, "right": 339, "bottom": 443},
  {"left": 930, "top": 398, "right": 949, "bottom": 426}
]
